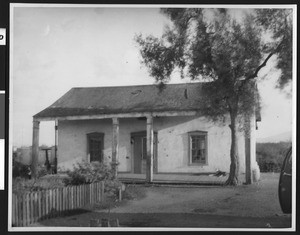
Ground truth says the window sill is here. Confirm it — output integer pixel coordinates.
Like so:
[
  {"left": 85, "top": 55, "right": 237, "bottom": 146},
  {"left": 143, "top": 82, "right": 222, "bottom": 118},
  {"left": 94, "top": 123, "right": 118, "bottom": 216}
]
[{"left": 188, "top": 163, "right": 208, "bottom": 166}]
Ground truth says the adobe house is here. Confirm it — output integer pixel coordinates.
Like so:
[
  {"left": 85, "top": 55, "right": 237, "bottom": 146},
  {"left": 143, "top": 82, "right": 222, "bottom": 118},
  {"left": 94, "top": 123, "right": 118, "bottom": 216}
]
[{"left": 32, "top": 82, "right": 261, "bottom": 183}]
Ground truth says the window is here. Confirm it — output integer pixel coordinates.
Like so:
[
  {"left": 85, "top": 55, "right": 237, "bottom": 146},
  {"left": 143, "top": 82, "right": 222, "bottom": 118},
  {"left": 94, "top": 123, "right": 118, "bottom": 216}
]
[
  {"left": 87, "top": 132, "right": 104, "bottom": 163},
  {"left": 189, "top": 131, "right": 207, "bottom": 165}
]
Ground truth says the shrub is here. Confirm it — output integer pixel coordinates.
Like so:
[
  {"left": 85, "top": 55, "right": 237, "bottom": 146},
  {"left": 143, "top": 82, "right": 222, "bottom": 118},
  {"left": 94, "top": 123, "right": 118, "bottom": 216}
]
[
  {"left": 12, "top": 176, "right": 66, "bottom": 195},
  {"left": 256, "top": 142, "right": 291, "bottom": 172},
  {"left": 63, "top": 161, "right": 124, "bottom": 199},
  {"left": 12, "top": 161, "right": 31, "bottom": 179},
  {"left": 63, "top": 161, "right": 114, "bottom": 185},
  {"left": 36, "top": 165, "right": 48, "bottom": 178}
]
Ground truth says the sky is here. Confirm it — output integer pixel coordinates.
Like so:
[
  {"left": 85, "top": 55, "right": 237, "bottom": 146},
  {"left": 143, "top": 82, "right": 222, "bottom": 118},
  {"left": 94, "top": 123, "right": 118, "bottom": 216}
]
[{"left": 10, "top": 5, "right": 294, "bottom": 147}]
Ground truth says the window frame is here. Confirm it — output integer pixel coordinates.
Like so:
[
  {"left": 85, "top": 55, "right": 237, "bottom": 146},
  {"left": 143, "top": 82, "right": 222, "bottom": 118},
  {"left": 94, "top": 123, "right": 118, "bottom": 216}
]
[
  {"left": 86, "top": 132, "right": 104, "bottom": 163},
  {"left": 188, "top": 131, "right": 208, "bottom": 165}
]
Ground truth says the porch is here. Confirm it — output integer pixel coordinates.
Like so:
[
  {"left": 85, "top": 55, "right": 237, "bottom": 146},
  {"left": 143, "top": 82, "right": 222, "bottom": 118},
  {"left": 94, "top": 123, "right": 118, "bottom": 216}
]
[{"left": 118, "top": 172, "right": 228, "bottom": 185}]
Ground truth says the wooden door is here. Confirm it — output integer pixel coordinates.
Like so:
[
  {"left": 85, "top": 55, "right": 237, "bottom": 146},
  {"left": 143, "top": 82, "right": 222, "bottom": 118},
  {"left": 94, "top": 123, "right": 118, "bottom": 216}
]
[
  {"left": 132, "top": 132, "right": 157, "bottom": 174},
  {"left": 133, "top": 135, "right": 143, "bottom": 174}
]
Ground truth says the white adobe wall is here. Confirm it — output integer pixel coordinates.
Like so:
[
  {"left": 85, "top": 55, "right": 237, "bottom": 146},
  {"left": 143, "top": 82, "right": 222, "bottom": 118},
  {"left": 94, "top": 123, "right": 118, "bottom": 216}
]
[
  {"left": 57, "top": 118, "right": 147, "bottom": 171},
  {"left": 57, "top": 116, "right": 247, "bottom": 174},
  {"left": 154, "top": 116, "right": 245, "bottom": 173}
]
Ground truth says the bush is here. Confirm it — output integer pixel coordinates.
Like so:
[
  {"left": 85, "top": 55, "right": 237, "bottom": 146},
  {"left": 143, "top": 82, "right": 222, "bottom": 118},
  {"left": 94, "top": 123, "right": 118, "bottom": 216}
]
[
  {"left": 256, "top": 142, "right": 291, "bottom": 172},
  {"left": 36, "top": 165, "right": 48, "bottom": 178},
  {"left": 12, "top": 176, "right": 66, "bottom": 195},
  {"left": 63, "top": 161, "right": 114, "bottom": 185},
  {"left": 63, "top": 161, "right": 123, "bottom": 197},
  {"left": 13, "top": 161, "right": 31, "bottom": 179}
]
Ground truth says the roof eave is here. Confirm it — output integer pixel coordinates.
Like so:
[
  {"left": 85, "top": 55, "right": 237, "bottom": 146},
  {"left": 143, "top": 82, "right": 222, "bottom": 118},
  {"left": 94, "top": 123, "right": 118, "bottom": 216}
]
[{"left": 33, "top": 109, "right": 202, "bottom": 122}]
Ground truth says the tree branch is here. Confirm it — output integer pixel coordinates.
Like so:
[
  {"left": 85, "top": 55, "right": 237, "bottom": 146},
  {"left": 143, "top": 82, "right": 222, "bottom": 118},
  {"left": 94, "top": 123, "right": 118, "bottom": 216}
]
[{"left": 246, "top": 39, "right": 285, "bottom": 80}]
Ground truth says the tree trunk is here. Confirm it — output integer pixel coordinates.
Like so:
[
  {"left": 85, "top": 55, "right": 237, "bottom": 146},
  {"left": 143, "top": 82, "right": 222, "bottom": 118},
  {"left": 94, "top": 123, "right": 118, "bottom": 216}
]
[{"left": 225, "top": 110, "right": 240, "bottom": 186}]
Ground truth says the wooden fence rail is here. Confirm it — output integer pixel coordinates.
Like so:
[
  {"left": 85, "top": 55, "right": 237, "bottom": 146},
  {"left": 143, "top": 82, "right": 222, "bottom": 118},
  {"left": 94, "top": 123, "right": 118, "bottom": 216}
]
[{"left": 12, "top": 181, "right": 105, "bottom": 227}]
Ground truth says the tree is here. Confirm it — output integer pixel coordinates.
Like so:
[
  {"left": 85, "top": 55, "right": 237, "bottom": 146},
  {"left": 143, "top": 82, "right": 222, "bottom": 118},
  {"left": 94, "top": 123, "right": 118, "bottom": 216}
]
[
  {"left": 135, "top": 8, "right": 293, "bottom": 185},
  {"left": 255, "top": 9, "right": 293, "bottom": 89}
]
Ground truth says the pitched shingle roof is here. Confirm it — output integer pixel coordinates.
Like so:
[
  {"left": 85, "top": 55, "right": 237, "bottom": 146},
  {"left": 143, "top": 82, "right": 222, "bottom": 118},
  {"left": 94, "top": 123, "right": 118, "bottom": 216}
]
[{"left": 34, "top": 83, "right": 206, "bottom": 118}]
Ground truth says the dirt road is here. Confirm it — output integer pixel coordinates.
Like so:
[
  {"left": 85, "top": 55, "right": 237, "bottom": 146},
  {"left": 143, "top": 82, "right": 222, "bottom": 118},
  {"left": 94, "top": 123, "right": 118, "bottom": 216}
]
[
  {"left": 107, "top": 173, "right": 286, "bottom": 217},
  {"left": 36, "top": 173, "right": 292, "bottom": 229}
]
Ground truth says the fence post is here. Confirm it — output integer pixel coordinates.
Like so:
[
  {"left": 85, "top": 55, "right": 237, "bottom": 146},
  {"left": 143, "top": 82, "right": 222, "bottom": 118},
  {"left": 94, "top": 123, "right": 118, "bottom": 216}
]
[
  {"left": 34, "top": 192, "right": 37, "bottom": 224},
  {"left": 30, "top": 192, "right": 34, "bottom": 224},
  {"left": 92, "top": 183, "right": 94, "bottom": 204},
  {"left": 53, "top": 189, "right": 56, "bottom": 217},
  {"left": 101, "top": 181, "right": 104, "bottom": 202},
  {"left": 13, "top": 194, "right": 16, "bottom": 226},
  {"left": 96, "top": 183, "right": 98, "bottom": 203},
  {"left": 85, "top": 184, "right": 87, "bottom": 205},
  {"left": 26, "top": 193, "right": 30, "bottom": 226},
  {"left": 56, "top": 188, "right": 58, "bottom": 216},
  {"left": 96, "top": 182, "right": 98, "bottom": 202},
  {"left": 59, "top": 188, "right": 62, "bottom": 216},
  {"left": 32, "top": 192, "right": 36, "bottom": 224},
  {"left": 79, "top": 185, "right": 81, "bottom": 208},
  {"left": 54, "top": 188, "right": 56, "bottom": 216},
  {"left": 68, "top": 186, "right": 70, "bottom": 211},
  {"left": 63, "top": 187, "right": 66, "bottom": 213},
  {"left": 76, "top": 186, "right": 79, "bottom": 209},
  {"left": 38, "top": 191, "right": 41, "bottom": 222},
  {"left": 43, "top": 190, "right": 46, "bottom": 220},
  {"left": 22, "top": 194, "right": 26, "bottom": 226},
  {"left": 12, "top": 194, "right": 15, "bottom": 227},
  {"left": 73, "top": 186, "right": 76, "bottom": 209},
  {"left": 56, "top": 188, "right": 59, "bottom": 216},
  {"left": 46, "top": 190, "right": 49, "bottom": 220},
  {"left": 93, "top": 184, "right": 96, "bottom": 203},
  {"left": 12, "top": 194, "right": 15, "bottom": 226},
  {"left": 16, "top": 194, "right": 19, "bottom": 226},
  {"left": 81, "top": 185, "right": 83, "bottom": 207},
  {"left": 52, "top": 189, "right": 55, "bottom": 217},
  {"left": 89, "top": 184, "right": 92, "bottom": 204},
  {"left": 71, "top": 186, "right": 74, "bottom": 210}
]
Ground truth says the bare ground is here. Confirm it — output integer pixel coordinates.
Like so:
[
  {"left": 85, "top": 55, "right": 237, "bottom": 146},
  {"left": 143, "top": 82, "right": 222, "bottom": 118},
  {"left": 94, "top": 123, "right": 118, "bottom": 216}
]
[{"left": 31, "top": 173, "right": 292, "bottom": 229}]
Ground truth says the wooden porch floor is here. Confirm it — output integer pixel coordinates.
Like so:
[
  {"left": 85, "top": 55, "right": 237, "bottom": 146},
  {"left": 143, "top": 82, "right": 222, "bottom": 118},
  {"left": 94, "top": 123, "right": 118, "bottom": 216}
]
[{"left": 118, "top": 173, "right": 228, "bottom": 185}]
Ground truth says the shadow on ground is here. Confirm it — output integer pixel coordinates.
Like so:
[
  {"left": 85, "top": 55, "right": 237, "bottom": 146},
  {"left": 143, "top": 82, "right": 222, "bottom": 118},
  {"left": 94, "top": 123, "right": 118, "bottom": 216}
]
[{"left": 38, "top": 212, "right": 291, "bottom": 228}]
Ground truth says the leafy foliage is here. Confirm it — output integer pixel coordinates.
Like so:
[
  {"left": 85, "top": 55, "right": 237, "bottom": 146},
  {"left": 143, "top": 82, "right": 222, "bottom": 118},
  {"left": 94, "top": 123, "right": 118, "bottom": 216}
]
[
  {"left": 135, "top": 9, "right": 264, "bottom": 122},
  {"left": 13, "top": 161, "right": 31, "bottom": 179},
  {"left": 63, "top": 161, "right": 123, "bottom": 196},
  {"left": 255, "top": 9, "right": 293, "bottom": 88},
  {"left": 12, "top": 176, "right": 66, "bottom": 195},
  {"left": 63, "top": 161, "right": 113, "bottom": 185},
  {"left": 256, "top": 142, "right": 291, "bottom": 172}
]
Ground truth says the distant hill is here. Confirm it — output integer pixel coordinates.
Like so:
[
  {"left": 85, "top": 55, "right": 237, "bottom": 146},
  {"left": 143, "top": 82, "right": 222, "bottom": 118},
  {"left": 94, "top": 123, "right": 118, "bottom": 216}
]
[{"left": 257, "top": 131, "right": 292, "bottom": 143}]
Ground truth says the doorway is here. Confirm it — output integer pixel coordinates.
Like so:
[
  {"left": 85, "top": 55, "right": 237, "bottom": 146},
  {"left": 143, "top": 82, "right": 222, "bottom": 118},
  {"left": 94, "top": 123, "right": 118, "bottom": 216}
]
[{"left": 131, "top": 131, "right": 157, "bottom": 174}]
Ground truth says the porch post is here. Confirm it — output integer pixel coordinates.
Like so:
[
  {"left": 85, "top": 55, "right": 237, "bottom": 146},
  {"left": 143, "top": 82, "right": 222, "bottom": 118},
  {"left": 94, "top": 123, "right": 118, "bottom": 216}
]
[
  {"left": 54, "top": 119, "right": 58, "bottom": 174},
  {"left": 245, "top": 115, "right": 253, "bottom": 184},
  {"left": 146, "top": 116, "right": 154, "bottom": 183},
  {"left": 31, "top": 119, "right": 40, "bottom": 179},
  {"left": 112, "top": 117, "right": 119, "bottom": 178},
  {"left": 245, "top": 136, "right": 252, "bottom": 184}
]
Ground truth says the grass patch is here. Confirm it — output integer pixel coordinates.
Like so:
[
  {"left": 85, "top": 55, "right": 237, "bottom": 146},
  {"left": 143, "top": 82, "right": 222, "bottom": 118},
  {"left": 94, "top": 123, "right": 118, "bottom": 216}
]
[
  {"left": 93, "top": 184, "right": 148, "bottom": 211},
  {"left": 122, "top": 184, "right": 148, "bottom": 200}
]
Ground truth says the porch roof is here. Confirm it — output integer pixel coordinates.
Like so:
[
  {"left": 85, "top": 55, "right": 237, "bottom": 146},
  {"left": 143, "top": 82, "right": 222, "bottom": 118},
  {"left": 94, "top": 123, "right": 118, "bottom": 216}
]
[{"left": 34, "top": 83, "right": 206, "bottom": 119}]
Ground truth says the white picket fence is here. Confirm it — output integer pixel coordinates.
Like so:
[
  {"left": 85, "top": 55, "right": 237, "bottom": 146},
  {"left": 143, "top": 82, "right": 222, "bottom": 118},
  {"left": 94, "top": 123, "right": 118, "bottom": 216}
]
[{"left": 12, "top": 181, "right": 104, "bottom": 227}]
